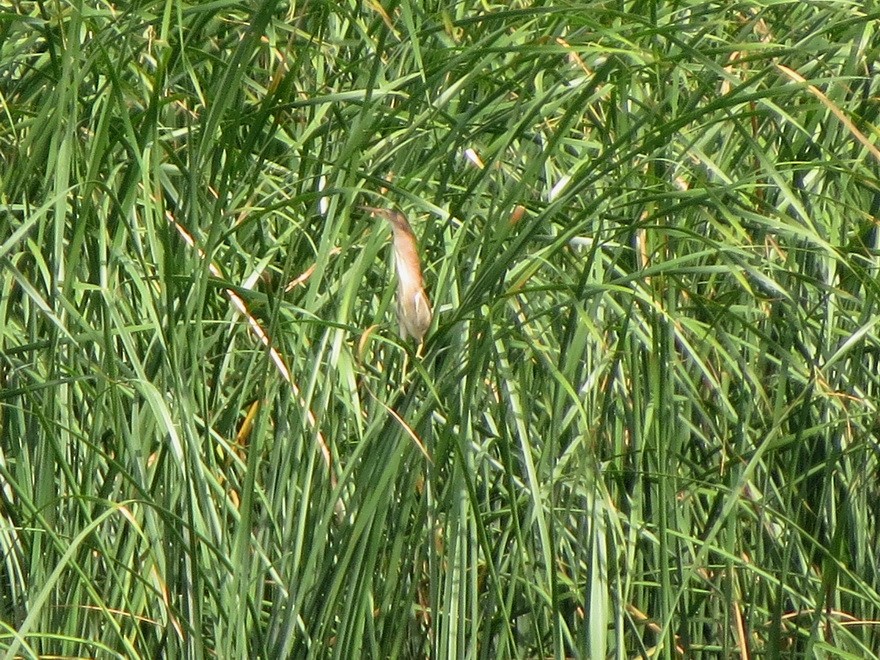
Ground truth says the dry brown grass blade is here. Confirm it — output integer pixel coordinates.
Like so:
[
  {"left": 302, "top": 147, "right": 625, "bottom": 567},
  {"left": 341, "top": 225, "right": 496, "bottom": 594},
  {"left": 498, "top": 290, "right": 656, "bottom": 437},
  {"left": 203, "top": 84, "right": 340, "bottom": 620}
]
[
  {"left": 775, "top": 63, "right": 880, "bottom": 165},
  {"left": 167, "top": 212, "right": 342, "bottom": 509}
]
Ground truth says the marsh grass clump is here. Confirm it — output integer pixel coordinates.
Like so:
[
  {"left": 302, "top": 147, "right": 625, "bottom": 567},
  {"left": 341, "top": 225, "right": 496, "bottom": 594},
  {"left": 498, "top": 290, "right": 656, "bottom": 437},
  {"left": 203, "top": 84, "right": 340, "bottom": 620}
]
[{"left": 1, "top": 2, "right": 879, "bottom": 657}]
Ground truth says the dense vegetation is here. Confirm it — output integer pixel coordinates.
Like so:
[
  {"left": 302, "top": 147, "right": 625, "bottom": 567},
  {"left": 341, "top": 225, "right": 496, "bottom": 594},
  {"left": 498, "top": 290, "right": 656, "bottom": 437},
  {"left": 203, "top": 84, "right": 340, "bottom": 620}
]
[{"left": 2, "top": 1, "right": 879, "bottom": 657}]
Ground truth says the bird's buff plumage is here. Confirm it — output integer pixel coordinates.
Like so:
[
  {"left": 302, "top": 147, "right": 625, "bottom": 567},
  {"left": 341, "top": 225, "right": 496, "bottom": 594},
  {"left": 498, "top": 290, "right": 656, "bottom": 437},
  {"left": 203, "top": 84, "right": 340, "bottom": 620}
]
[{"left": 361, "top": 206, "right": 433, "bottom": 343}]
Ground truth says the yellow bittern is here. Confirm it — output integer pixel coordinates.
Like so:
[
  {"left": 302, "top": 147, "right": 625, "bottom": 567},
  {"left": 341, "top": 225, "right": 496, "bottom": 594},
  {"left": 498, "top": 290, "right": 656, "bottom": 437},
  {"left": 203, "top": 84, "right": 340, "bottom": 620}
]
[{"left": 361, "top": 206, "right": 433, "bottom": 344}]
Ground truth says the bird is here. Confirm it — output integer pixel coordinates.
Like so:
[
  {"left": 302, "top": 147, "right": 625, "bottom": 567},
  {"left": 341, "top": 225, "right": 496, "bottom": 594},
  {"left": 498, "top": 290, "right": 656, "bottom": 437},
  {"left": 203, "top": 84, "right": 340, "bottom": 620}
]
[{"left": 361, "top": 206, "right": 433, "bottom": 345}]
